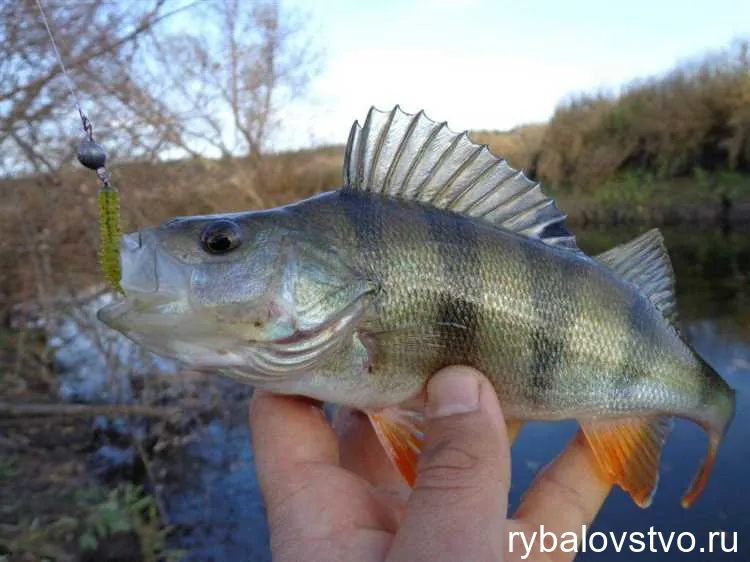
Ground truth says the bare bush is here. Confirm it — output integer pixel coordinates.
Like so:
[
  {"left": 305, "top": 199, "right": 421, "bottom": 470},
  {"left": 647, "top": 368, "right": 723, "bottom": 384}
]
[
  {"left": 0, "top": 0, "right": 189, "bottom": 174},
  {"left": 0, "top": 0, "right": 323, "bottom": 411},
  {"left": 144, "top": 0, "right": 321, "bottom": 190}
]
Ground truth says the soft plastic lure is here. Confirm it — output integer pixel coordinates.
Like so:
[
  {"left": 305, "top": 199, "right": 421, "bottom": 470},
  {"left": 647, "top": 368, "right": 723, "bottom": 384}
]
[
  {"left": 97, "top": 185, "right": 123, "bottom": 293},
  {"left": 78, "top": 139, "right": 123, "bottom": 294}
]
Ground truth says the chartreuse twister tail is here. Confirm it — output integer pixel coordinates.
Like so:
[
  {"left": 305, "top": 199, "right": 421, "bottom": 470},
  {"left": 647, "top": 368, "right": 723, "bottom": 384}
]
[{"left": 97, "top": 184, "right": 123, "bottom": 294}]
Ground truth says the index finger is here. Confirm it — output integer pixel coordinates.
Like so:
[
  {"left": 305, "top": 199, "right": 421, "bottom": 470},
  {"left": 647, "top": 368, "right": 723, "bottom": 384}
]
[
  {"left": 249, "top": 391, "right": 339, "bottom": 511},
  {"left": 510, "top": 431, "right": 611, "bottom": 560},
  {"left": 334, "top": 407, "right": 409, "bottom": 497}
]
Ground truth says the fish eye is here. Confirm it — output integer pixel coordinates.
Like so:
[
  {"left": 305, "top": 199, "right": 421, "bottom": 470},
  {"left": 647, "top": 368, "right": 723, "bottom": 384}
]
[{"left": 200, "top": 220, "right": 242, "bottom": 255}]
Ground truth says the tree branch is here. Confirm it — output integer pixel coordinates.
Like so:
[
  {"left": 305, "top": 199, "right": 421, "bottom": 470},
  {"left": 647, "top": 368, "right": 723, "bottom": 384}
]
[{"left": 0, "top": 401, "right": 181, "bottom": 420}]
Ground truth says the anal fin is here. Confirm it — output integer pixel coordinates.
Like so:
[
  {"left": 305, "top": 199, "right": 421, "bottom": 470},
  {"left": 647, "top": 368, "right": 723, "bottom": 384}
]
[
  {"left": 580, "top": 416, "right": 673, "bottom": 508},
  {"left": 367, "top": 407, "right": 425, "bottom": 487}
]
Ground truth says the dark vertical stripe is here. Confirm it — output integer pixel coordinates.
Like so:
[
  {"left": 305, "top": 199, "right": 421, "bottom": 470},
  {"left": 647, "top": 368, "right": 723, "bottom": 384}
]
[
  {"left": 529, "top": 328, "right": 564, "bottom": 393},
  {"left": 423, "top": 206, "right": 480, "bottom": 365},
  {"left": 433, "top": 295, "right": 481, "bottom": 365},
  {"left": 340, "top": 191, "right": 384, "bottom": 257},
  {"left": 617, "top": 291, "right": 654, "bottom": 388},
  {"left": 522, "top": 241, "right": 569, "bottom": 404}
]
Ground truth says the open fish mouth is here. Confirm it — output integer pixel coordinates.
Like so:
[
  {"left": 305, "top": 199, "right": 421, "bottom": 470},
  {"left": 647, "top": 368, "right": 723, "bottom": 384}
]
[
  {"left": 95, "top": 292, "right": 202, "bottom": 367},
  {"left": 97, "top": 228, "right": 194, "bottom": 330}
]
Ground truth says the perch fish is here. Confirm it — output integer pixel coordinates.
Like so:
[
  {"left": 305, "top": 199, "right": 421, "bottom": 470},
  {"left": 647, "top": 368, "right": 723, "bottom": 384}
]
[{"left": 98, "top": 106, "right": 736, "bottom": 508}]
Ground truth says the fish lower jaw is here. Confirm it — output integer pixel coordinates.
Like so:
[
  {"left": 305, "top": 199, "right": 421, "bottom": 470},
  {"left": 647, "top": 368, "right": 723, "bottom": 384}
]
[
  {"left": 97, "top": 293, "right": 188, "bottom": 327},
  {"left": 97, "top": 297, "right": 132, "bottom": 329}
]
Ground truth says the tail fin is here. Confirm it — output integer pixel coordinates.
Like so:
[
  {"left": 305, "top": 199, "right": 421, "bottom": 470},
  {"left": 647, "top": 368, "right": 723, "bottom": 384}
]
[{"left": 682, "top": 383, "right": 736, "bottom": 508}]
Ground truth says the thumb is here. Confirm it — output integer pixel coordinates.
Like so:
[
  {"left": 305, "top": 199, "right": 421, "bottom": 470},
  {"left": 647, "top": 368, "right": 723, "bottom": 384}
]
[{"left": 387, "top": 366, "right": 511, "bottom": 562}]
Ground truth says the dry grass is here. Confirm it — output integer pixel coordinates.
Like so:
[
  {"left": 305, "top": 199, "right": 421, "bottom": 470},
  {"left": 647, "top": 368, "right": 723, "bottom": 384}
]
[
  {"left": 537, "top": 40, "right": 750, "bottom": 189},
  {"left": 471, "top": 123, "right": 547, "bottom": 173}
]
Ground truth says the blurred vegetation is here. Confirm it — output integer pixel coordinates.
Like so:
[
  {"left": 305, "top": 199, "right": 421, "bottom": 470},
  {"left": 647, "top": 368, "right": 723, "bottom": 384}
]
[
  {"left": 472, "top": 40, "right": 750, "bottom": 225},
  {"left": 1, "top": 1, "right": 325, "bottom": 559},
  {"left": 1, "top": 477, "right": 183, "bottom": 562},
  {"left": 538, "top": 40, "right": 750, "bottom": 189},
  {"left": 471, "top": 123, "right": 547, "bottom": 173}
]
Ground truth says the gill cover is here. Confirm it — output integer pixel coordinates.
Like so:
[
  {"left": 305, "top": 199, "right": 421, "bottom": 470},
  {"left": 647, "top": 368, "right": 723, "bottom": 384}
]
[{"left": 233, "top": 234, "right": 375, "bottom": 377}]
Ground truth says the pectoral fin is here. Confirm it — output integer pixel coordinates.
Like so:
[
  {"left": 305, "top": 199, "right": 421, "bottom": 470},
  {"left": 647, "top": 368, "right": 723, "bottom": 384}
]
[
  {"left": 367, "top": 407, "right": 425, "bottom": 486},
  {"left": 506, "top": 420, "right": 525, "bottom": 444},
  {"left": 367, "top": 408, "right": 524, "bottom": 488},
  {"left": 580, "top": 416, "right": 673, "bottom": 508}
]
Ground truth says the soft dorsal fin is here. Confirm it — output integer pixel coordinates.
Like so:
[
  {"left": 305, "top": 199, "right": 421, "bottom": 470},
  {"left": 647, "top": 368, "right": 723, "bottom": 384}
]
[
  {"left": 343, "top": 106, "right": 580, "bottom": 251},
  {"left": 595, "top": 229, "right": 680, "bottom": 330}
]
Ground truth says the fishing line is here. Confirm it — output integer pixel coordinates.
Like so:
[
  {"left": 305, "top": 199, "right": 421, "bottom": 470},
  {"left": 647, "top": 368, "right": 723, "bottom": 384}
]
[{"left": 34, "top": 0, "right": 124, "bottom": 294}]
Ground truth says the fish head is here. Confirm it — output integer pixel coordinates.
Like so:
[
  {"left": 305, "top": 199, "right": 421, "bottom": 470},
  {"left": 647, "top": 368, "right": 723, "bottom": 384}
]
[{"left": 97, "top": 209, "right": 372, "bottom": 379}]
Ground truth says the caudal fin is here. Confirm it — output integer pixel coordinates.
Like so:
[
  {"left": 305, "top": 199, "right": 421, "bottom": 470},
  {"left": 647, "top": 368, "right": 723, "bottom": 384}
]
[
  {"left": 682, "top": 384, "right": 736, "bottom": 508},
  {"left": 681, "top": 431, "right": 721, "bottom": 508}
]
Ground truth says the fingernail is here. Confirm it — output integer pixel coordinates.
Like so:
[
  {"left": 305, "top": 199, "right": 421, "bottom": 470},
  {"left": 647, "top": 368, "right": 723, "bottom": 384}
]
[{"left": 426, "top": 369, "right": 480, "bottom": 418}]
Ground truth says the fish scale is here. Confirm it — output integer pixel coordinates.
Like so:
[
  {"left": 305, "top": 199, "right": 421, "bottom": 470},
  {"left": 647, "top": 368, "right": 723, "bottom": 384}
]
[
  {"left": 306, "top": 192, "right": 683, "bottom": 417},
  {"left": 98, "top": 105, "right": 736, "bottom": 510}
]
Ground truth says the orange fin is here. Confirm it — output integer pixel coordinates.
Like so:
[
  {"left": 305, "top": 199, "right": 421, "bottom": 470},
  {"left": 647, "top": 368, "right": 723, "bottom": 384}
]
[
  {"left": 681, "top": 431, "right": 721, "bottom": 508},
  {"left": 506, "top": 420, "right": 524, "bottom": 445},
  {"left": 580, "top": 416, "right": 673, "bottom": 508},
  {"left": 367, "top": 407, "right": 425, "bottom": 487}
]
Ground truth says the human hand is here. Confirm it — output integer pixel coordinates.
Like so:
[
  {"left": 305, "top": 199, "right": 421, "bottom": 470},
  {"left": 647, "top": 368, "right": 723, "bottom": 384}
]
[{"left": 249, "top": 366, "right": 611, "bottom": 561}]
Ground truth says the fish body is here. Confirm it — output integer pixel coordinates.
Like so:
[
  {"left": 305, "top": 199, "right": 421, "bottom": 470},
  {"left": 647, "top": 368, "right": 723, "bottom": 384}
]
[{"left": 98, "top": 106, "right": 735, "bottom": 509}]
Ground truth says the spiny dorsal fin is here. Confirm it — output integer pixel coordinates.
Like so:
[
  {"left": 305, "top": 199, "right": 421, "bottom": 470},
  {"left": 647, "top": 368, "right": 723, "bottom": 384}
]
[
  {"left": 343, "top": 106, "right": 580, "bottom": 251},
  {"left": 595, "top": 229, "right": 680, "bottom": 331}
]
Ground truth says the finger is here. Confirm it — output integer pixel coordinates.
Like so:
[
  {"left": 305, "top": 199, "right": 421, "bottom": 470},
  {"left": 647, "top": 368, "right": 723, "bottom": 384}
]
[
  {"left": 250, "top": 392, "right": 400, "bottom": 561},
  {"left": 335, "top": 407, "right": 411, "bottom": 524},
  {"left": 387, "top": 367, "right": 510, "bottom": 562},
  {"left": 249, "top": 390, "right": 338, "bottom": 512},
  {"left": 334, "top": 407, "right": 409, "bottom": 497},
  {"left": 510, "top": 430, "right": 611, "bottom": 560}
]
